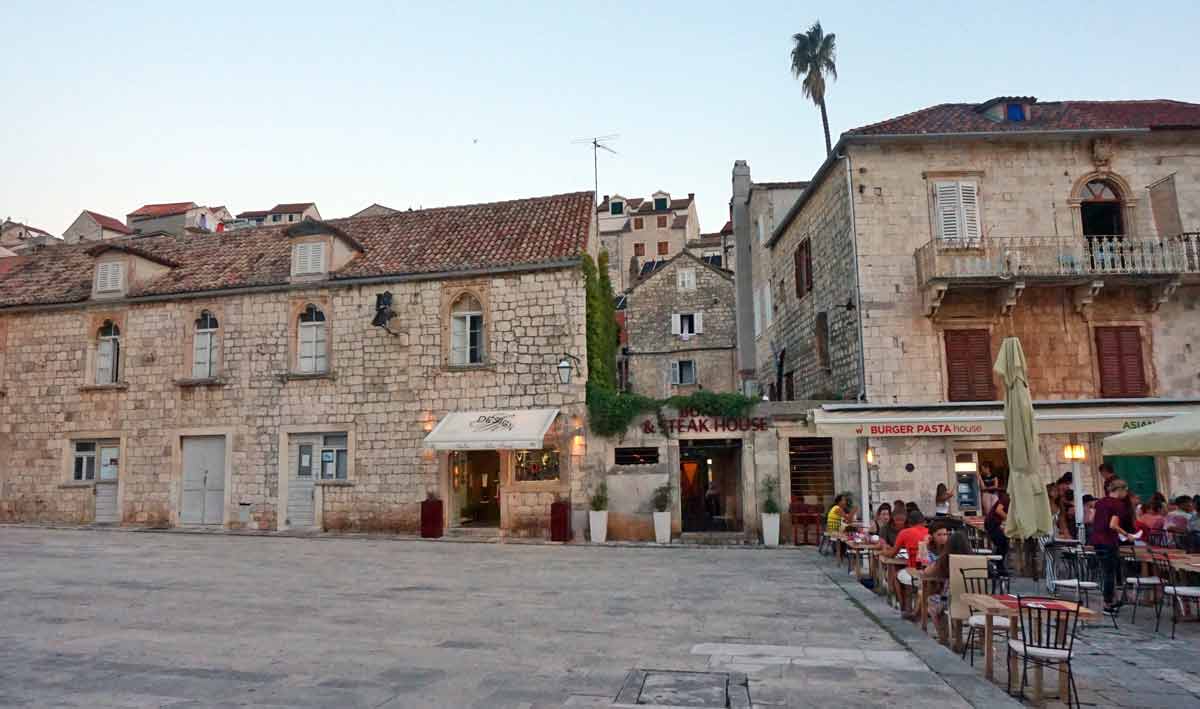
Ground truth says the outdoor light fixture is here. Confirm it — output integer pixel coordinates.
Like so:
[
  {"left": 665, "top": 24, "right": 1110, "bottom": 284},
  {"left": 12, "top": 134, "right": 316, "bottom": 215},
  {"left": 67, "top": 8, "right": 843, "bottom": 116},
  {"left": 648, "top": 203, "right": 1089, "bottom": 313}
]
[
  {"left": 865, "top": 447, "right": 876, "bottom": 466},
  {"left": 371, "top": 291, "right": 399, "bottom": 335},
  {"left": 1063, "top": 443, "right": 1087, "bottom": 460},
  {"left": 556, "top": 353, "right": 581, "bottom": 385}
]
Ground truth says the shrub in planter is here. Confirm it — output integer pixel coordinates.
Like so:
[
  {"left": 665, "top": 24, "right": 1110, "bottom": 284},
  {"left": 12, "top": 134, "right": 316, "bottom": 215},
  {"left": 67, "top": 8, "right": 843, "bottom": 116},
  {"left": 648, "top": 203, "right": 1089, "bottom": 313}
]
[
  {"left": 651, "top": 483, "right": 672, "bottom": 544},
  {"left": 588, "top": 482, "right": 609, "bottom": 543},
  {"left": 759, "top": 475, "right": 781, "bottom": 547}
]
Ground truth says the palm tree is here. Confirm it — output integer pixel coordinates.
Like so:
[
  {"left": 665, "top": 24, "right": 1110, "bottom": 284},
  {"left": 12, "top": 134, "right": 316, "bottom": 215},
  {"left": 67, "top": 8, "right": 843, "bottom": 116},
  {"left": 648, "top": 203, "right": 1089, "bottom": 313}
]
[{"left": 791, "top": 21, "right": 838, "bottom": 156}]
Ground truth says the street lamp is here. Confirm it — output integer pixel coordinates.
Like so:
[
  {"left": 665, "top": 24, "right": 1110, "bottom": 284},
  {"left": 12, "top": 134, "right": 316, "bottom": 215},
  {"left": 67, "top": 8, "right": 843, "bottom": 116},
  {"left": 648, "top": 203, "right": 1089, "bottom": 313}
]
[
  {"left": 556, "top": 353, "right": 580, "bottom": 385},
  {"left": 1063, "top": 442, "right": 1087, "bottom": 542}
]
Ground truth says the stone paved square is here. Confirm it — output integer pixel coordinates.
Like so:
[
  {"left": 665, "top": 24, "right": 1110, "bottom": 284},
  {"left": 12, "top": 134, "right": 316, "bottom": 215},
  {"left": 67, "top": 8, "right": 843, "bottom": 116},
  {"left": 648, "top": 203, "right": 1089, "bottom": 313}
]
[{"left": 0, "top": 528, "right": 981, "bottom": 708}]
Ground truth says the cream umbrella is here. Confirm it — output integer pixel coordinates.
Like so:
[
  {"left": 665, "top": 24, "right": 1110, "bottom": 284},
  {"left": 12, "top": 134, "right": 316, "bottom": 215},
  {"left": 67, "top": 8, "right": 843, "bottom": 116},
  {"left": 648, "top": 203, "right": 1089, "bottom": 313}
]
[
  {"left": 1102, "top": 412, "right": 1200, "bottom": 457},
  {"left": 994, "top": 337, "right": 1052, "bottom": 539}
]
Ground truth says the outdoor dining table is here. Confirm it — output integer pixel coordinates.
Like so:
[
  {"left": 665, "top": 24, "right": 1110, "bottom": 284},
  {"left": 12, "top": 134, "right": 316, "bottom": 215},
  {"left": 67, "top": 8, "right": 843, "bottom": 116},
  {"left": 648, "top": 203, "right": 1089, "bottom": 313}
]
[
  {"left": 842, "top": 539, "right": 882, "bottom": 578},
  {"left": 961, "top": 593, "right": 1099, "bottom": 702}
]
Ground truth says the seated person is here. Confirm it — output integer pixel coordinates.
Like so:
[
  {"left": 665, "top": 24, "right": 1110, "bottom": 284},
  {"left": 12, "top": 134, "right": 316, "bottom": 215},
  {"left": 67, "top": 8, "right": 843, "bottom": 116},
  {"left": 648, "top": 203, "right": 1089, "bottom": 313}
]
[
  {"left": 826, "top": 493, "right": 849, "bottom": 534},
  {"left": 921, "top": 526, "right": 970, "bottom": 644},
  {"left": 883, "top": 509, "right": 929, "bottom": 618},
  {"left": 1165, "top": 496, "right": 1195, "bottom": 533},
  {"left": 1137, "top": 501, "right": 1167, "bottom": 534}
]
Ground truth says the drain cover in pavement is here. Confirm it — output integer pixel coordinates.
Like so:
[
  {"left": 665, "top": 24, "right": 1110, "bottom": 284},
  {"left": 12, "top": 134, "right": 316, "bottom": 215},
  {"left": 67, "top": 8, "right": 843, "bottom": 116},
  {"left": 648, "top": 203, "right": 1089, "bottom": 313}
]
[{"left": 614, "top": 670, "right": 750, "bottom": 708}]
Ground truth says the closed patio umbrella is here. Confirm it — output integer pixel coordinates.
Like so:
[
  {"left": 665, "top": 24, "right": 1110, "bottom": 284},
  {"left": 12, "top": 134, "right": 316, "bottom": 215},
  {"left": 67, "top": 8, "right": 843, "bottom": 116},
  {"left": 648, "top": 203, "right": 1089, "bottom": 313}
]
[
  {"left": 994, "top": 337, "right": 1052, "bottom": 540},
  {"left": 1102, "top": 412, "right": 1200, "bottom": 458}
]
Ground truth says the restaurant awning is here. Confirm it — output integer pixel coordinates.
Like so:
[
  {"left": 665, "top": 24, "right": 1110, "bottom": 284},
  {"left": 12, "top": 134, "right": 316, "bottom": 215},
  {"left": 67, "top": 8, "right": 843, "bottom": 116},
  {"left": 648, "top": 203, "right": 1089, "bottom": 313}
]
[
  {"left": 1102, "top": 411, "right": 1200, "bottom": 457},
  {"left": 422, "top": 409, "right": 559, "bottom": 450},
  {"left": 813, "top": 399, "right": 1200, "bottom": 438}
]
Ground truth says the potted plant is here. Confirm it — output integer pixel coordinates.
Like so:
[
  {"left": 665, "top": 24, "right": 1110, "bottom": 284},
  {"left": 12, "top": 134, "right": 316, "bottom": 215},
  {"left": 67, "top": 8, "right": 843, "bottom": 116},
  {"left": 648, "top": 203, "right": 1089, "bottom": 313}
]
[
  {"left": 759, "top": 475, "right": 781, "bottom": 547},
  {"left": 651, "top": 483, "right": 672, "bottom": 544},
  {"left": 589, "top": 481, "right": 609, "bottom": 543}
]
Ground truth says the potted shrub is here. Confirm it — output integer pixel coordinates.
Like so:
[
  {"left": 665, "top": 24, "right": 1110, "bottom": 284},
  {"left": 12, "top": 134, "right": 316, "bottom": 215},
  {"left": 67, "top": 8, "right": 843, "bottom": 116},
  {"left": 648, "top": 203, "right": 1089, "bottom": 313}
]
[
  {"left": 589, "top": 481, "right": 609, "bottom": 543},
  {"left": 759, "top": 475, "right": 781, "bottom": 547},
  {"left": 651, "top": 483, "right": 672, "bottom": 544}
]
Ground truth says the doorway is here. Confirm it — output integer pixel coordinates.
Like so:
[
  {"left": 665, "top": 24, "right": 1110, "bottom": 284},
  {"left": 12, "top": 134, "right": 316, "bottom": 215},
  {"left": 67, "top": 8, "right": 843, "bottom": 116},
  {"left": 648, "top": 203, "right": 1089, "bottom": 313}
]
[
  {"left": 181, "top": 436, "right": 226, "bottom": 525},
  {"left": 680, "top": 439, "right": 742, "bottom": 532},
  {"left": 94, "top": 445, "right": 120, "bottom": 524},
  {"left": 450, "top": 450, "right": 501, "bottom": 527},
  {"left": 788, "top": 438, "right": 834, "bottom": 509},
  {"left": 1104, "top": 455, "right": 1158, "bottom": 503}
]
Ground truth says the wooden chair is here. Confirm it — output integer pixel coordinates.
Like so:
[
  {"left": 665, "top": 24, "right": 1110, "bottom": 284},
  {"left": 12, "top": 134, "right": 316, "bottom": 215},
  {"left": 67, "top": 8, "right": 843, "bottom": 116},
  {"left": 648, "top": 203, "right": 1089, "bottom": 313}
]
[
  {"left": 959, "top": 567, "right": 1011, "bottom": 667},
  {"left": 1006, "top": 596, "right": 1083, "bottom": 709},
  {"left": 949, "top": 554, "right": 993, "bottom": 663}
]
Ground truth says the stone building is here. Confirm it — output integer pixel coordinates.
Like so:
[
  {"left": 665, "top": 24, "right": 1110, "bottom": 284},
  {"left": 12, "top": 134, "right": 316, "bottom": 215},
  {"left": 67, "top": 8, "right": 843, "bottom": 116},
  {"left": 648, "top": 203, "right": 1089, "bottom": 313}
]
[
  {"left": 350, "top": 203, "right": 401, "bottom": 218},
  {"left": 620, "top": 251, "right": 736, "bottom": 399},
  {"left": 747, "top": 96, "right": 1200, "bottom": 516},
  {"left": 62, "top": 210, "right": 135, "bottom": 244},
  {"left": 596, "top": 192, "right": 700, "bottom": 292},
  {"left": 1, "top": 219, "right": 58, "bottom": 252},
  {"left": 126, "top": 202, "right": 225, "bottom": 235},
  {"left": 235, "top": 203, "right": 322, "bottom": 228},
  {"left": 685, "top": 218, "right": 735, "bottom": 272},
  {"left": 0, "top": 192, "right": 596, "bottom": 538}
]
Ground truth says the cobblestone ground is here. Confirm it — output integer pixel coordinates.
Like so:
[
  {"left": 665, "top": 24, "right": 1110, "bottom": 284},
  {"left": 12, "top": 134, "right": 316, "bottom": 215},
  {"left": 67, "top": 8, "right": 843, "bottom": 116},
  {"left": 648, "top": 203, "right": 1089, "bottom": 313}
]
[{"left": 0, "top": 528, "right": 986, "bottom": 709}]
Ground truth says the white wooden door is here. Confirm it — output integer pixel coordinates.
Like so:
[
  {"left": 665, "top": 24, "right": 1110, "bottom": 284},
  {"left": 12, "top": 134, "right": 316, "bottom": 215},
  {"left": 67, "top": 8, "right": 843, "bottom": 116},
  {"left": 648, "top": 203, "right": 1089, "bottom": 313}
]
[
  {"left": 287, "top": 442, "right": 316, "bottom": 529},
  {"left": 181, "top": 437, "right": 226, "bottom": 525},
  {"left": 94, "top": 446, "right": 120, "bottom": 524}
]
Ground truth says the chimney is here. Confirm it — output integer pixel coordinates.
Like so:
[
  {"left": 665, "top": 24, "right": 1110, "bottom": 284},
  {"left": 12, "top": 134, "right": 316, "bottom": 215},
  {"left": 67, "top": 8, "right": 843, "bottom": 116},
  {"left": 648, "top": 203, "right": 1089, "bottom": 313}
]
[
  {"left": 602, "top": 195, "right": 609, "bottom": 202},
  {"left": 688, "top": 192, "right": 695, "bottom": 200}
]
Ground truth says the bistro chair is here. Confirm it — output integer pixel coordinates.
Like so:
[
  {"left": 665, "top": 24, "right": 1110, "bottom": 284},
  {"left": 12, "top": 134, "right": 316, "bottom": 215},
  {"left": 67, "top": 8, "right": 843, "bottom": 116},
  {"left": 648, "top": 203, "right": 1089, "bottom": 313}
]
[
  {"left": 1006, "top": 596, "right": 1083, "bottom": 709},
  {"left": 958, "top": 567, "right": 1009, "bottom": 667},
  {"left": 1146, "top": 529, "right": 1171, "bottom": 548},
  {"left": 1051, "top": 548, "right": 1100, "bottom": 608},
  {"left": 1119, "top": 547, "right": 1160, "bottom": 624},
  {"left": 1151, "top": 551, "right": 1200, "bottom": 639}
]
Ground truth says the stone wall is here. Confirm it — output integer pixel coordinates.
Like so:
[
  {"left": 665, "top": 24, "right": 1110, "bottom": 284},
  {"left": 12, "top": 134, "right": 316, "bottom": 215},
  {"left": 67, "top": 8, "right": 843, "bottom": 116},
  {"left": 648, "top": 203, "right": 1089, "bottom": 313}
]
[
  {"left": 0, "top": 267, "right": 588, "bottom": 531},
  {"left": 623, "top": 255, "right": 736, "bottom": 398},
  {"left": 759, "top": 159, "right": 861, "bottom": 400}
]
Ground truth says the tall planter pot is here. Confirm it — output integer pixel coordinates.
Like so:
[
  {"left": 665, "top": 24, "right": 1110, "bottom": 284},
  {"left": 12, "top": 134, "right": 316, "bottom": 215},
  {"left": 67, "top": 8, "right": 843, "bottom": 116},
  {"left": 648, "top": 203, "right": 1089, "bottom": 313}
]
[
  {"left": 761, "top": 512, "right": 780, "bottom": 547},
  {"left": 653, "top": 511, "right": 671, "bottom": 544},
  {"left": 589, "top": 510, "right": 608, "bottom": 543},
  {"left": 420, "top": 498, "right": 444, "bottom": 539}
]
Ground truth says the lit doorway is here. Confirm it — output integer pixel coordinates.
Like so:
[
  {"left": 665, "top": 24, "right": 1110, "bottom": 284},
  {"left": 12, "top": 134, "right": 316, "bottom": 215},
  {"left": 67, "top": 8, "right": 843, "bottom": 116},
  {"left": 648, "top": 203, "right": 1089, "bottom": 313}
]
[
  {"left": 680, "top": 439, "right": 743, "bottom": 532},
  {"left": 449, "top": 450, "right": 501, "bottom": 527}
]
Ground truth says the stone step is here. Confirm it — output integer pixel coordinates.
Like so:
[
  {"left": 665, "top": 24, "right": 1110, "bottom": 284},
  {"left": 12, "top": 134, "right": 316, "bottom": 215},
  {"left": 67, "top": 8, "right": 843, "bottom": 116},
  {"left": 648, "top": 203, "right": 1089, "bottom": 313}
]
[
  {"left": 676, "top": 532, "right": 755, "bottom": 546},
  {"left": 444, "top": 526, "right": 501, "bottom": 541}
]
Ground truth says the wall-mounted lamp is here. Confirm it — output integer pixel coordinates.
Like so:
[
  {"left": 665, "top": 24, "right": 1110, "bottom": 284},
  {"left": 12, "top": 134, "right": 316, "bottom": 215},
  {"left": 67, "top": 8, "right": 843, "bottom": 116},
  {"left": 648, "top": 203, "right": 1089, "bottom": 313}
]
[
  {"left": 557, "top": 352, "right": 581, "bottom": 385},
  {"left": 865, "top": 447, "right": 876, "bottom": 466},
  {"left": 371, "top": 291, "right": 399, "bottom": 336},
  {"left": 1063, "top": 443, "right": 1087, "bottom": 461}
]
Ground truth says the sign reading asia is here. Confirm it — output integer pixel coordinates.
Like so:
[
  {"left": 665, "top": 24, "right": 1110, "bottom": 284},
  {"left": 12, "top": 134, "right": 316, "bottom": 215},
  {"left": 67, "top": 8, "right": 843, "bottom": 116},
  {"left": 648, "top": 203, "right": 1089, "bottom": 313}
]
[{"left": 642, "top": 408, "right": 769, "bottom": 435}]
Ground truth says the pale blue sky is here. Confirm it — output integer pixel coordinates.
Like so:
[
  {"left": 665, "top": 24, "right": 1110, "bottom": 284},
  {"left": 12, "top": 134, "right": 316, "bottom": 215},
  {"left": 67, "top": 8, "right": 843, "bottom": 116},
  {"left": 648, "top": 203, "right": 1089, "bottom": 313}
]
[{"left": 3, "top": 1, "right": 1199, "bottom": 236}]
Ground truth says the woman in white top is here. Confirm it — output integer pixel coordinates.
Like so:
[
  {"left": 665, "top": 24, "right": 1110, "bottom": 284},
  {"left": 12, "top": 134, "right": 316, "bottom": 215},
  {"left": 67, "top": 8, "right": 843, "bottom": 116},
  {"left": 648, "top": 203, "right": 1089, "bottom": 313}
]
[{"left": 935, "top": 483, "right": 952, "bottom": 516}]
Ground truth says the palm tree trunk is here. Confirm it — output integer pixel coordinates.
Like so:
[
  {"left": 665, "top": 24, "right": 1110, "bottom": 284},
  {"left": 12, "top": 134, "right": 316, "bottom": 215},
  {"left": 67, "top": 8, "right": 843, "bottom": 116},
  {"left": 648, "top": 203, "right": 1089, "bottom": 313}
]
[{"left": 819, "top": 98, "right": 832, "bottom": 156}]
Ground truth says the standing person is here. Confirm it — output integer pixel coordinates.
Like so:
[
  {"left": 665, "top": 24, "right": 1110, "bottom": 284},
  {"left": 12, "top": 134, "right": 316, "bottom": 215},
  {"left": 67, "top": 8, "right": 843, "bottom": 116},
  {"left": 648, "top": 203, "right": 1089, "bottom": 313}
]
[
  {"left": 935, "top": 483, "right": 952, "bottom": 516},
  {"left": 979, "top": 462, "right": 999, "bottom": 516},
  {"left": 1099, "top": 463, "right": 1119, "bottom": 489},
  {"left": 1093, "top": 478, "right": 1137, "bottom": 616},
  {"left": 985, "top": 491, "right": 1011, "bottom": 576}
]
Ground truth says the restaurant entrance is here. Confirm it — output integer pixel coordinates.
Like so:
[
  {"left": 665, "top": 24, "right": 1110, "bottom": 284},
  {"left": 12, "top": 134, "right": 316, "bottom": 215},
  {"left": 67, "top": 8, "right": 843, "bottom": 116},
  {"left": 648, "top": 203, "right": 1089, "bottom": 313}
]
[
  {"left": 680, "top": 439, "right": 743, "bottom": 532},
  {"left": 449, "top": 450, "right": 501, "bottom": 527}
]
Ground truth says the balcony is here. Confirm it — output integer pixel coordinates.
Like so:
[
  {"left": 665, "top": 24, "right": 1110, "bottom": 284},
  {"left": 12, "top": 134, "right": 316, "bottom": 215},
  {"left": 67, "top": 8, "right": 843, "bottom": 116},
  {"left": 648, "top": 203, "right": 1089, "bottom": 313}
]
[{"left": 915, "top": 233, "right": 1199, "bottom": 316}]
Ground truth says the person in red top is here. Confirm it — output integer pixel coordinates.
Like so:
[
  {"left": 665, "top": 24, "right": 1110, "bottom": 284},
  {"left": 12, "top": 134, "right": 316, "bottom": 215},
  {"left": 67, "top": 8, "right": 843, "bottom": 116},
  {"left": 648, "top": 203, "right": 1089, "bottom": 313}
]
[
  {"left": 893, "top": 509, "right": 930, "bottom": 569},
  {"left": 1093, "top": 478, "right": 1136, "bottom": 615}
]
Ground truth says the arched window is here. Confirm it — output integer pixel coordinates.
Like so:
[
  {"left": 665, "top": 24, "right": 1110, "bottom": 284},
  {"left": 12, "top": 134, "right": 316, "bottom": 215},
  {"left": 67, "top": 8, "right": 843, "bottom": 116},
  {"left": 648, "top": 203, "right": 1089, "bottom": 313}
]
[
  {"left": 450, "top": 294, "right": 484, "bottom": 366},
  {"left": 97, "top": 320, "right": 120, "bottom": 384},
  {"left": 193, "top": 311, "right": 219, "bottom": 378},
  {"left": 297, "top": 304, "right": 328, "bottom": 373},
  {"left": 1080, "top": 179, "right": 1125, "bottom": 237}
]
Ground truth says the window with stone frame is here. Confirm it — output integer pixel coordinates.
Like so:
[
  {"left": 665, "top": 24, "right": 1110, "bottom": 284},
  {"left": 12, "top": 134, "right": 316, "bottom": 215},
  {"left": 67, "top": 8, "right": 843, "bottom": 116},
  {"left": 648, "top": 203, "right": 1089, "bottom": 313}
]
[
  {"left": 794, "top": 240, "right": 813, "bottom": 298},
  {"left": 450, "top": 293, "right": 485, "bottom": 366},
  {"left": 634, "top": 243, "right": 646, "bottom": 257},
  {"left": 656, "top": 215, "right": 668, "bottom": 229},
  {"left": 192, "top": 311, "right": 219, "bottom": 379},
  {"left": 633, "top": 217, "right": 644, "bottom": 230},
  {"left": 657, "top": 241, "right": 669, "bottom": 255},
  {"left": 319, "top": 434, "right": 348, "bottom": 480},
  {"left": 73, "top": 441, "right": 97, "bottom": 481},
  {"left": 96, "top": 320, "right": 121, "bottom": 385},
  {"left": 94, "top": 261, "right": 125, "bottom": 296},
  {"left": 1094, "top": 326, "right": 1148, "bottom": 398},
  {"left": 944, "top": 329, "right": 994, "bottom": 401},
  {"left": 297, "top": 304, "right": 329, "bottom": 374},
  {"left": 671, "top": 359, "right": 697, "bottom": 386},
  {"left": 515, "top": 447, "right": 560, "bottom": 482}
]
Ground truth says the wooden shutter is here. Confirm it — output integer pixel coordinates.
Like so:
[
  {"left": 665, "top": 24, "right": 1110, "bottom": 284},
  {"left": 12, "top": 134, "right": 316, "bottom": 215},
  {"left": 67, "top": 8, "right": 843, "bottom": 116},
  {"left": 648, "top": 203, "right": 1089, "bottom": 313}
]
[
  {"left": 753, "top": 291, "right": 761, "bottom": 336},
  {"left": 670, "top": 313, "right": 681, "bottom": 335},
  {"left": 1095, "top": 326, "right": 1147, "bottom": 397},
  {"left": 670, "top": 361, "right": 680, "bottom": 384},
  {"left": 934, "top": 182, "right": 961, "bottom": 242},
  {"left": 959, "top": 182, "right": 981, "bottom": 243},
  {"left": 804, "top": 241, "right": 813, "bottom": 292},
  {"left": 96, "top": 262, "right": 122, "bottom": 292},
  {"left": 694, "top": 311, "right": 704, "bottom": 334},
  {"left": 794, "top": 244, "right": 804, "bottom": 297},
  {"left": 944, "top": 329, "right": 994, "bottom": 401}
]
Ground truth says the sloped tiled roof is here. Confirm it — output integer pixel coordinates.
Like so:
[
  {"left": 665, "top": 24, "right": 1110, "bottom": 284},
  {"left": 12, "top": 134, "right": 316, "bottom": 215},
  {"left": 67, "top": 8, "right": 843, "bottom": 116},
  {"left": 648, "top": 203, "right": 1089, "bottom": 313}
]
[
  {"left": 128, "top": 202, "right": 198, "bottom": 219},
  {"left": 84, "top": 210, "right": 134, "bottom": 235},
  {"left": 1, "top": 220, "right": 54, "bottom": 238},
  {"left": 270, "top": 202, "right": 316, "bottom": 213},
  {"left": 0, "top": 192, "right": 594, "bottom": 309},
  {"left": 846, "top": 99, "right": 1200, "bottom": 137},
  {"left": 597, "top": 194, "right": 693, "bottom": 214},
  {"left": 236, "top": 210, "right": 270, "bottom": 219}
]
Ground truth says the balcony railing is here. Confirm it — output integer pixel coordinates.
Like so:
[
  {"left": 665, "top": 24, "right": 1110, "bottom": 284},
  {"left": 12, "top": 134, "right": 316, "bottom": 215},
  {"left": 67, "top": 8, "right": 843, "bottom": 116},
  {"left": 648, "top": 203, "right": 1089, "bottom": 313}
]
[{"left": 916, "top": 233, "right": 1200, "bottom": 283}]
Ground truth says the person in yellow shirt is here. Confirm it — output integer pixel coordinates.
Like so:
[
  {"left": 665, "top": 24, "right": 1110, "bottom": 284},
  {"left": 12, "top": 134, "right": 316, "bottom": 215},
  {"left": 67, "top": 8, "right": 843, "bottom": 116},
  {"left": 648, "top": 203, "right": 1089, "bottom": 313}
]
[{"left": 826, "top": 493, "right": 849, "bottom": 533}]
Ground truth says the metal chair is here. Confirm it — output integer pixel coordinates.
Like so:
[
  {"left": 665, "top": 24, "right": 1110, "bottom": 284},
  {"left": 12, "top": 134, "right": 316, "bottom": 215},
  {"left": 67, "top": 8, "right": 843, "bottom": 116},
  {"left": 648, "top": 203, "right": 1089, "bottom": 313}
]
[
  {"left": 1119, "top": 547, "right": 1159, "bottom": 624},
  {"left": 1051, "top": 549, "right": 1100, "bottom": 608},
  {"left": 1151, "top": 551, "right": 1200, "bottom": 639},
  {"left": 1006, "top": 596, "right": 1082, "bottom": 709},
  {"left": 960, "top": 568, "right": 1009, "bottom": 667},
  {"left": 1146, "top": 529, "right": 1170, "bottom": 548}
]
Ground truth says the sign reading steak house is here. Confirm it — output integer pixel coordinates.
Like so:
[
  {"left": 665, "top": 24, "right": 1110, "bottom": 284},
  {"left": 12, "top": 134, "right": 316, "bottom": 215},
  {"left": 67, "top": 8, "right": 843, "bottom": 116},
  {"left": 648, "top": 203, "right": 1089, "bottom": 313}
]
[{"left": 643, "top": 409, "right": 770, "bottom": 435}]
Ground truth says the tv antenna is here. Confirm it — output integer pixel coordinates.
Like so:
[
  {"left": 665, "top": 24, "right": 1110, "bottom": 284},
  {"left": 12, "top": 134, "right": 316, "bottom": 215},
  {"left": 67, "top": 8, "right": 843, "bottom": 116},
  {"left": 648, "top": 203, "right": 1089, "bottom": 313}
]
[{"left": 572, "top": 134, "right": 619, "bottom": 268}]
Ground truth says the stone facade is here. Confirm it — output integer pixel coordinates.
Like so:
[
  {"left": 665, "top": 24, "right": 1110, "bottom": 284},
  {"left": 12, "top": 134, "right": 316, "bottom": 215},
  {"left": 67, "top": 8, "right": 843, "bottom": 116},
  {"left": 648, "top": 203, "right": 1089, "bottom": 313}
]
[
  {"left": 0, "top": 265, "right": 590, "bottom": 535},
  {"left": 622, "top": 252, "right": 736, "bottom": 399},
  {"left": 597, "top": 193, "right": 701, "bottom": 292}
]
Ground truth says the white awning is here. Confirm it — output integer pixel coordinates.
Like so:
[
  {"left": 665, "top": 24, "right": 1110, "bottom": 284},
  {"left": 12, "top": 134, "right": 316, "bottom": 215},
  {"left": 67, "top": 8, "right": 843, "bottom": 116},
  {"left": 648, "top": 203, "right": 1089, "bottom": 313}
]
[
  {"left": 423, "top": 409, "right": 559, "bottom": 450},
  {"left": 814, "top": 401, "right": 1200, "bottom": 438}
]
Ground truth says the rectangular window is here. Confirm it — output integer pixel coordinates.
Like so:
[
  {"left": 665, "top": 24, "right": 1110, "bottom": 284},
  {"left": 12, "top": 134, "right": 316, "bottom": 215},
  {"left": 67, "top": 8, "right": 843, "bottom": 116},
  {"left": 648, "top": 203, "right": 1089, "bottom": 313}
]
[
  {"left": 95, "top": 262, "right": 124, "bottom": 293},
  {"left": 292, "top": 242, "right": 326, "bottom": 275},
  {"left": 933, "top": 181, "right": 981, "bottom": 244},
  {"left": 654, "top": 197, "right": 668, "bottom": 210},
  {"left": 515, "top": 447, "right": 560, "bottom": 482},
  {"left": 679, "top": 313, "right": 695, "bottom": 335},
  {"left": 1095, "top": 326, "right": 1148, "bottom": 398},
  {"left": 288, "top": 214, "right": 296, "bottom": 222},
  {"left": 96, "top": 336, "right": 120, "bottom": 385},
  {"left": 794, "top": 240, "right": 813, "bottom": 297},
  {"left": 944, "top": 329, "right": 995, "bottom": 401},
  {"left": 298, "top": 322, "right": 328, "bottom": 373},
  {"left": 676, "top": 268, "right": 696, "bottom": 290},
  {"left": 615, "top": 446, "right": 660, "bottom": 465},
  {"left": 657, "top": 241, "right": 669, "bottom": 255},
  {"left": 272, "top": 214, "right": 281, "bottom": 222},
  {"left": 73, "top": 441, "right": 97, "bottom": 481},
  {"left": 633, "top": 217, "right": 644, "bottom": 230},
  {"left": 193, "top": 330, "right": 216, "bottom": 378},
  {"left": 1006, "top": 103, "right": 1025, "bottom": 122},
  {"left": 672, "top": 359, "right": 697, "bottom": 385},
  {"left": 297, "top": 444, "right": 313, "bottom": 477},
  {"left": 451, "top": 313, "right": 484, "bottom": 366},
  {"left": 656, "top": 215, "right": 668, "bottom": 229},
  {"left": 320, "top": 434, "right": 348, "bottom": 480},
  {"left": 610, "top": 201, "right": 624, "bottom": 215},
  {"left": 634, "top": 243, "right": 645, "bottom": 257}
]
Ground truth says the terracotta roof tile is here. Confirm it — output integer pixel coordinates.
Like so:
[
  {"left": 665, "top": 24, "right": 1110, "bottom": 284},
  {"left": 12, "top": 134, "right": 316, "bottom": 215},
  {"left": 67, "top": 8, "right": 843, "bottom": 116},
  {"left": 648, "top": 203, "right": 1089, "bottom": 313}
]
[
  {"left": 236, "top": 210, "right": 270, "bottom": 219},
  {"left": 270, "top": 202, "right": 316, "bottom": 213},
  {"left": 128, "top": 202, "right": 198, "bottom": 218},
  {"left": 846, "top": 99, "right": 1200, "bottom": 137},
  {"left": 0, "top": 192, "right": 594, "bottom": 308},
  {"left": 84, "top": 210, "right": 134, "bottom": 235}
]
